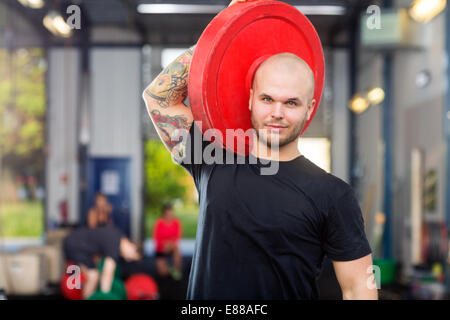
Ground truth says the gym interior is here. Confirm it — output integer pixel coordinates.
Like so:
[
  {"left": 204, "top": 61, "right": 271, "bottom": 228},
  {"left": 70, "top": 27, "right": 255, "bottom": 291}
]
[{"left": 0, "top": 0, "right": 449, "bottom": 300}]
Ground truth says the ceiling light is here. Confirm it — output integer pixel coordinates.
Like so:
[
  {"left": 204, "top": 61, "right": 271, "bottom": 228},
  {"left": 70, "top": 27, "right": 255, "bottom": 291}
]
[
  {"left": 43, "top": 11, "right": 73, "bottom": 38},
  {"left": 409, "top": 0, "right": 446, "bottom": 23},
  {"left": 137, "top": 4, "right": 346, "bottom": 16},
  {"left": 367, "top": 87, "right": 385, "bottom": 105},
  {"left": 137, "top": 4, "right": 224, "bottom": 14},
  {"left": 349, "top": 94, "right": 370, "bottom": 114},
  {"left": 17, "top": 0, "right": 45, "bottom": 9},
  {"left": 295, "top": 5, "right": 346, "bottom": 16}
]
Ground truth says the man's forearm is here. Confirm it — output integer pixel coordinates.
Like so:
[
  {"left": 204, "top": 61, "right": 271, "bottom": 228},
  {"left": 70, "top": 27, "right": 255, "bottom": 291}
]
[
  {"left": 143, "top": 46, "right": 196, "bottom": 155},
  {"left": 144, "top": 45, "right": 196, "bottom": 109},
  {"left": 100, "top": 257, "right": 116, "bottom": 293},
  {"left": 342, "top": 284, "right": 378, "bottom": 300}
]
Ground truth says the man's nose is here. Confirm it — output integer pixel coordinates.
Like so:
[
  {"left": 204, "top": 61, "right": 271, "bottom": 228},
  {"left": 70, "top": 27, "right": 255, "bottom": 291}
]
[{"left": 270, "top": 102, "right": 284, "bottom": 119}]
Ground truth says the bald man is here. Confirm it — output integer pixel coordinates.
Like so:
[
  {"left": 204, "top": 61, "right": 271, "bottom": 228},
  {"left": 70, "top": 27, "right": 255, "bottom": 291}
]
[
  {"left": 249, "top": 52, "right": 316, "bottom": 160},
  {"left": 143, "top": 0, "right": 376, "bottom": 300}
]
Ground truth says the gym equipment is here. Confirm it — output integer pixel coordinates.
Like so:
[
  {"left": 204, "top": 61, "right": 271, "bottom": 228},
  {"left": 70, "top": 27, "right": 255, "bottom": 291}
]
[
  {"left": 87, "top": 258, "right": 127, "bottom": 300},
  {"left": 88, "top": 277, "right": 127, "bottom": 300},
  {"left": 421, "top": 221, "right": 448, "bottom": 265},
  {"left": 20, "top": 245, "right": 63, "bottom": 284},
  {"left": 373, "top": 259, "right": 396, "bottom": 286},
  {"left": 60, "top": 264, "right": 86, "bottom": 300},
  {"left": 189, "top": 0, "right": 324, "bottom": 155},
  {"left": 98, "top": 257, "right": 122, "bottom": 279},
  {"left": 88, "top": 290, "right": 122, "bottom": 300},
  {"left": 125, "top": 273, "right": 159, "bottom": 300},
  {"left": 0, "top": 252, "right": 47, "bottom": 295}
]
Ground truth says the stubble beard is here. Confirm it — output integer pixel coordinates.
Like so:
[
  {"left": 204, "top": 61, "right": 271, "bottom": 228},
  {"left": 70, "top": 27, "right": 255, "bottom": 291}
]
[{"left": 251, "top": 112, "right": 308, "bottom": 150}]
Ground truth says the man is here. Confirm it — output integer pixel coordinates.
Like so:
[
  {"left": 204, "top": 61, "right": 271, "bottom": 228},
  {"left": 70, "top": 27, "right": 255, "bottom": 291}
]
[
  {"left": 63, "top": 225, "right": 141, "bottom": 299},
  {"left": 153, "top": 203, "right": 183, "bottom": 280},
  {"left": 142, "top": 0, "right": 377, "bottom": 300}
]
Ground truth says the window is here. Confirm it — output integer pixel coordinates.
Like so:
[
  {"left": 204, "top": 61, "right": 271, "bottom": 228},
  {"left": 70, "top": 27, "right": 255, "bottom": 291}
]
[{"left": 0, "top": 48, "right": 46, "bottom": 238}]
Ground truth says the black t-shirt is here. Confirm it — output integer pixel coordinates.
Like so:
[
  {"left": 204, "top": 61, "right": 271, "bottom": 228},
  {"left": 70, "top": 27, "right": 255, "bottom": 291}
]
[
  {"left": 63, "top": 225, "right": 123, "bottom": 268},
  {"left": 176, "top": 122, "right": 372, "bottom": 300}
]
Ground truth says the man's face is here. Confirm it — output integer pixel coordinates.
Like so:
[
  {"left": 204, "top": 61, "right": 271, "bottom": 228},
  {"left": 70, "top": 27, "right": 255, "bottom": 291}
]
[{"left": 249, "top": 55, "right": 316, "bottom": 149}]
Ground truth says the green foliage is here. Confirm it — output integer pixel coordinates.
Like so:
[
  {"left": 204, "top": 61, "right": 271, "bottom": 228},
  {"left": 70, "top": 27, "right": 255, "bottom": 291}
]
[
  {"left": 0, "top": 48, "right": 46, "bottom": 176},
  {"left": 0, "top": 201, "right": 44, "bottom": 237},
  {"left": 144, "top": 140, "right": 188, "bottom": 213}
]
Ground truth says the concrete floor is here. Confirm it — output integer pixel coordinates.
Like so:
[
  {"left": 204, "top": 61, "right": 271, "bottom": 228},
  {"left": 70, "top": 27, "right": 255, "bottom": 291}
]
[{"left": 2, "top": 239, "right": 419, "bottom": 300}]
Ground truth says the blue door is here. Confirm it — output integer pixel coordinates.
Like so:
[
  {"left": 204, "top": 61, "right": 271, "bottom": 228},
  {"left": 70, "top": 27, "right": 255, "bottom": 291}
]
[{"left": 87, "top": 157, "right": 131, "bottom": 237}]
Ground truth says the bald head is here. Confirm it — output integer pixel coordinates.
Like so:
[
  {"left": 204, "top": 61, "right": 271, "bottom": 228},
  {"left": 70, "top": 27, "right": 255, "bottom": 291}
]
[{"left": 252, "top": 53, "right": 315, "bottom": 102}]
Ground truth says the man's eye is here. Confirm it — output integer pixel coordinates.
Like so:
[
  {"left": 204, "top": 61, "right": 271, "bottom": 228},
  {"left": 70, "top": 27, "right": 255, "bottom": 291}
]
[
  {"left": 287, "top": 101, "right": 297, "bottom": 106},
  {"left": 263, "top": 97, "right": 272, "bottom": 102}
]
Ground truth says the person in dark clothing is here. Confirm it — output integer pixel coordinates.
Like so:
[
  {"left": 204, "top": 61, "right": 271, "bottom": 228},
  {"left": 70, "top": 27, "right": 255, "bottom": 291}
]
[
  {"left": 142, "top": 0, "right": 377, "bottom": 300},
  {"left": 63, "top": 225, "right": 140, "bottom": 299}
]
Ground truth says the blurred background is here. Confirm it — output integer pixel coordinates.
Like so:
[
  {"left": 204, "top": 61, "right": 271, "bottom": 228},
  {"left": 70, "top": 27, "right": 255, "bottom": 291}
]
[{"left": 0, "top": 0, "right": 449, "bottom": 300}]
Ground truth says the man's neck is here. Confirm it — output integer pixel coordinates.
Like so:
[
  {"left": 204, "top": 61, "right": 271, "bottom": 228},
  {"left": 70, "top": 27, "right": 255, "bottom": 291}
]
[{"left": 250, "top": 139, "right": 301, "bottom": 162}]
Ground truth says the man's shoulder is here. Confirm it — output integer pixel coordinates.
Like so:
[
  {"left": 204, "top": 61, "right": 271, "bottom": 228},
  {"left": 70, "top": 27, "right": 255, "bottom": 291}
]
[
  {"left": 296, "top": 156, "right": 353, "bottom": 201},
  {"left": 324, "top": 173, "right": 353, "bottom": 200}
]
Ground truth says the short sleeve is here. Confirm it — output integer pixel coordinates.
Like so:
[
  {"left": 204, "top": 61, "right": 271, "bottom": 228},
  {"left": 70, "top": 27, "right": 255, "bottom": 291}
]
[
  {"left": 322, "top": 189, "right": 372, "bottom": 261},
  {"left": 173, "top": 121, "right": 213, "bottom": 186},
  {"left": 176, "top": 219, "right": 182, "bottom": 240}
]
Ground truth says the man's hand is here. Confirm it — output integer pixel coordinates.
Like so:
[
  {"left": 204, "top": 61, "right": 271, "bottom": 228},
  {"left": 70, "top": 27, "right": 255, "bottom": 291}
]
[
  {"left": 164, "top": 240, "right": 176, "bottom": 252},
  {"left": 229, "top": 0, "right": 259, "bottom": 7}
]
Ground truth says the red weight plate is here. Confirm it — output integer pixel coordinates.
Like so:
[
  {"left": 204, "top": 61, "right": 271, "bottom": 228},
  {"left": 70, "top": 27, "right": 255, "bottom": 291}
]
[
  {"left": 60, "top": 262, "right": 86, "bottom": 300},
  {"left": 125, "top": 274, "right": 159, "bottom": 300},
  {"left": 189, "top": 0, "right": 325, "bottom": 156}
]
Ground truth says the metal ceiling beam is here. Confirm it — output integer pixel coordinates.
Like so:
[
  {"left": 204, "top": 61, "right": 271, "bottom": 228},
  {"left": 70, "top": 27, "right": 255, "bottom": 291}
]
[
  {"left": 136, "top": 3, "right": 347, "bottom": 15},
  {"left": 327, "top": 0, "right": 380, "bottom": 47}
]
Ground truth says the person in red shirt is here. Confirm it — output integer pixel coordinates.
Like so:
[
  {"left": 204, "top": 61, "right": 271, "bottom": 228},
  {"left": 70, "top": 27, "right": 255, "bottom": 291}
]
[{"left": 153, "top": 203, "right": 183, "bottom": 280}]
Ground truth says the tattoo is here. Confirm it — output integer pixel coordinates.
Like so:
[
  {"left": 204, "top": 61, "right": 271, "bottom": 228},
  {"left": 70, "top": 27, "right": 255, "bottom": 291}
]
[
  {"left": 151, "top": 110, "right": 191, "bottom": 153},
  {"left": 145, "top": 47, "right": 194, "bottom": 109}
]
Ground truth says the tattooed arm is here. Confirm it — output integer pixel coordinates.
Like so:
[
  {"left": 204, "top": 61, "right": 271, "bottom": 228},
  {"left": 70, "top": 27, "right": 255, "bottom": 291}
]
[
  {"left": 142, "top": 46, "right": 196, "bottom": 158},
  {"left": 143, "top": 1, "right": 257, "bottom": 158}
]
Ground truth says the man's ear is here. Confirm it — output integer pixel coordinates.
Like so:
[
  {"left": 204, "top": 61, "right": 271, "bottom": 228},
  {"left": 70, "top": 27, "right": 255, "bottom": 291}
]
[
  {"left": 307, "top": 99, "right": 316, "bottom": 121},
  {"left": 249, "top": 88, "right": 253, "bottom": 111}
]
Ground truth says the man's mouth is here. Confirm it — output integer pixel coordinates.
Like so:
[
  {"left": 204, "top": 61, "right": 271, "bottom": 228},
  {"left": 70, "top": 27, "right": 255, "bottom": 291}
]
[{"left": 265, "top": 124, "right": 287, "bottom": 131}]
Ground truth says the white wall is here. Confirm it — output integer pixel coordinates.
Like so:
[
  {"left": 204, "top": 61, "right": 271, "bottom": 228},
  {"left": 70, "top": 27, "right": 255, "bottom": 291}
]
[
  {"left": 46, "top": 48, "right": 80, "bottom": 226},
  {"left": 90, "top": 48, "right": 143, "bottom": 241},
  {"left": 331, "top": 50, "right": 350, "bottom": 183},
  {"left": 355, "top": 52, "right": 384, "bottom": 252}
]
